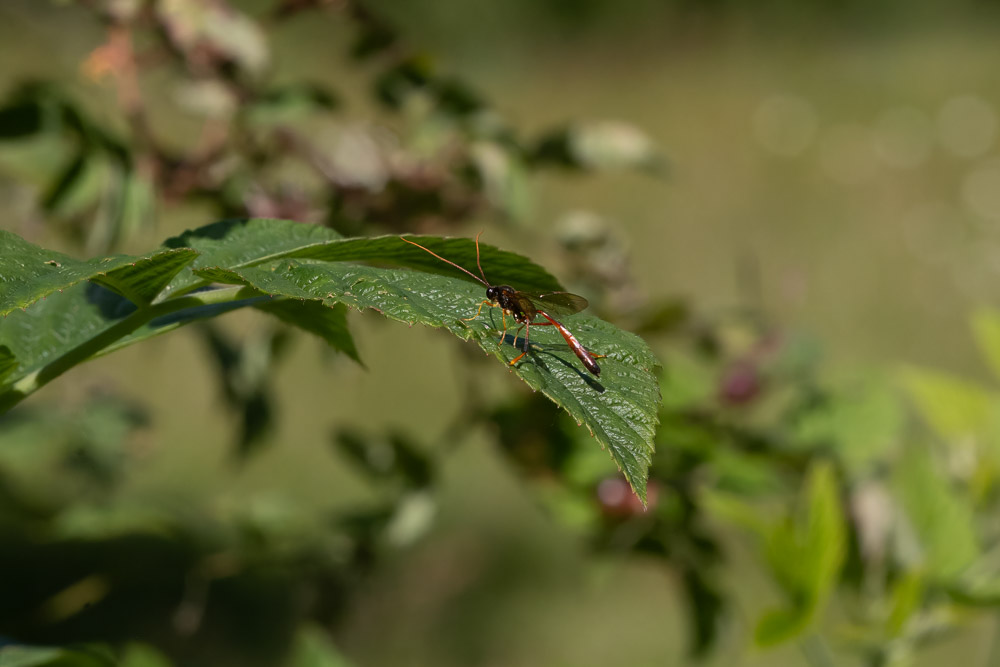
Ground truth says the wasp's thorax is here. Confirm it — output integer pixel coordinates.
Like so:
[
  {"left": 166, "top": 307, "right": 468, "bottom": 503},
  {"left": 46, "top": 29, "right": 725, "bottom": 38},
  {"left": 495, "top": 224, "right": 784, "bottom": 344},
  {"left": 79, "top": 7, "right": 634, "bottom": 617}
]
[{"left": 488, "top": 285, "right": 532, "bottom": 323}]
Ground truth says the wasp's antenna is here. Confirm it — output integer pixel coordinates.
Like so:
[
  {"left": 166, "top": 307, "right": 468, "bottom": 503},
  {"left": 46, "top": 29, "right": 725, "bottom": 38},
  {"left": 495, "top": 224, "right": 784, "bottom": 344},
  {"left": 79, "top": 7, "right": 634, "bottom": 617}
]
[
  {"left": 400, "top": 236, "right": 489, "bottom": 286},
  {"left": 473, "top": 231, "right": 490, "bottom": 285}
]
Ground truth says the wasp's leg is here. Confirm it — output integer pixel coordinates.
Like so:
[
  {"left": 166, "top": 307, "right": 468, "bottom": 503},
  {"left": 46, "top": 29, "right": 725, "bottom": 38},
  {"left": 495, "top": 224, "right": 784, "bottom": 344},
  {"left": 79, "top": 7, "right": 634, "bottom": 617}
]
[
  {"left": 462, "top": 299, "right": 496, "bottom": 322},
  {"left": 510, "top": 321, "right": 532, "bottom": 366}
]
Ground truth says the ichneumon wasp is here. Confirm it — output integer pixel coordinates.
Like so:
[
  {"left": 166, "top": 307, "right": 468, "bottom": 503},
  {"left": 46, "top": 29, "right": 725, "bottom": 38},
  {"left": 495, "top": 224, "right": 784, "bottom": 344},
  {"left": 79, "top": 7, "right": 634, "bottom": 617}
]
[{"left": 401, "top": 234, "right": 603, "bottom": 376}]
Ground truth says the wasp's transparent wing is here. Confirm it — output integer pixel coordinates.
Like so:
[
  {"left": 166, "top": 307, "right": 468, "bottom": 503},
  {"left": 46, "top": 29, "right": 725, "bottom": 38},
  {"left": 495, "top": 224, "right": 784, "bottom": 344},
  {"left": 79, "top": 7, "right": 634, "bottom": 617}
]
[{"left": 518, "top": 290, "right": 589, "bottom": 317}]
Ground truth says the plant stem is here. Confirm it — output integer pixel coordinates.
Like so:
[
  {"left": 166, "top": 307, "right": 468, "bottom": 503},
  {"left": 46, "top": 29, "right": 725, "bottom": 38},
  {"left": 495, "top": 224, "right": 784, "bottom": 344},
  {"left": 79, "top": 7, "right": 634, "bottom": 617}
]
[{"left": 0, "top": 286, "right": 250, "bottom": 413}]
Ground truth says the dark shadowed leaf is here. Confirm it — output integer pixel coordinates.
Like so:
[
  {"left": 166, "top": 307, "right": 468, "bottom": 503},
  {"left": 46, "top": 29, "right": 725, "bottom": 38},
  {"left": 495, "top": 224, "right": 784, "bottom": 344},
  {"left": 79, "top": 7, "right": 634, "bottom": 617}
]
[
  {"left": 0, "top": 345, "right": 16, "bottom": 385},
  {"left": 0, "top": 100, "right": 45, "bottom": 139},
  {"left": 256, "top": 299, "right": 361, "bottom": 363},
  {"left": 335, "top": 429, "right": 434, "bottom": 489}
]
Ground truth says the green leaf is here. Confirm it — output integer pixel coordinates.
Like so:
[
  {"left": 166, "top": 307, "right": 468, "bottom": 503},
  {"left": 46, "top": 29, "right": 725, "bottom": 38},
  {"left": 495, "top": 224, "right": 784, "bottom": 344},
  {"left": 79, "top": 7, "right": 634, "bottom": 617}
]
[
  {"left": 0, "top": 344, "right": 17, "bottom": 385},
  {"left": 0, "top": 99, "right": 45, "bottom": 139},
  {"left": 898, "top": 365, "right": 998, "bottom": 443},
  {"left": 0, "top": 646, "right": 65, "bottom": 667},
  {"left": 0, "top": 645, "right": 115, "bottom": 667},
  {"left": 196, "top": 256, "right": 659, "bottom": 501},
  {"left": 971, "top": 308, "right": 1000, "bottom": 383},
  {"left": 256, "top": 299, "right": 361, "bottom": 364},
  {"left": 0, "top": 229, "right": 198, "bottom": 315},
  {"left": 335, "top": 429, "right": 433, "bottom": 488},
  {"left": 755, "top": 462, "right": 846, "bottom": 646},
  {"left": 119, "top": 644, "right": 174, "bottom": 667},
  {"left": 286, "top": 625, "right": 357, "bottom": 667},
  {"left": 755, "top": 607, "right": 812, "bottom": 647},
  {"left": 793, "top": 377, "right": 903, "bottom": 474},
  {"left": 161, "top": 219, "right": 562, "bottom": 297},
  {"left": 161, "top": 218, "right": 345, "bottom": 297},
  {"left": 0, "top": 221, "right": 656, "bottom": 496},
  {"left": 768, "top": 462, "right": 846, "bottom": 599},
  {"left": 886, "top": 572, "right": 924, "bottom": 637},
  {"left": 895, "top": 443, "right": 979, "bottom": 580},
  {"left": 0, "top": 283, "right": 254, "bottom": 413}
]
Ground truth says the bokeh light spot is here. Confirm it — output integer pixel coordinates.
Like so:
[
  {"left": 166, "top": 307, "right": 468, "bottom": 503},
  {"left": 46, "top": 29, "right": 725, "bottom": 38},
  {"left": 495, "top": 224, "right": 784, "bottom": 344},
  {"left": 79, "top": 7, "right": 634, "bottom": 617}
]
[{"left": 938, "top": 95, "right": 997, "bottom": 158}]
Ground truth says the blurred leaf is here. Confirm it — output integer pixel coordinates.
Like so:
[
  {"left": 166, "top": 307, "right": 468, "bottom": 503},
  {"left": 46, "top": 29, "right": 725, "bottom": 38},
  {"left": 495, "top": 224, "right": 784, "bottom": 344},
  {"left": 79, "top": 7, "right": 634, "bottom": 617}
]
[
  {"left": 0, "top": 99, "right": 45, "bottom": 139},
  {"left": 433, "top": 78, "right": 485, "bottom": 117},
  {"left": 199, "top": 322, "right": 288, "bottom": 457},
  {"left": 469, "top": 141, "right": 532, "bottom": 221},
  {"left": 256, "top": 300, "right": 361, "bottom": 364},
  {"left": 886, "top": 571, "right": 924, "bottom": 637},
  {"left": 247, "top": 83, "right": 340, "bottom": 126},
  {"left": 708, "top": 448, "right": 786, "bottom": 497},
  {"left": 373, "top": 57, "right": 484, "bottom": 117},
  {"left": 537, "top": 484, "right": 601, "bottom": 532},
  {"left": 971, "top": 308, "right": 1000, "bottom": 384},
  {"left": 101, "top": 0, "right": 143, "bottom": 22},
  {"left": 0, "top": 230, "right": 198, "bottom": 314},
  {"left": 42, "top": 152, "right": 100, "bottom": 218},
  {"left": 660, "top": 354, "right": 714, "bottom": 410},
  {"left": 700, "top": 489, "right": 770, "bottom": 537},
  {"left": 755, "top": 607, "right": 812, "bottom": 647},
  {"left": 0, "top": 645, "right": 63, "bottom": 667},
  {"left": 490, "top": 392, "right": 578, "bottom": 478},
  {"left": 571, "top": 121, "right": 664, "bottom": 172},
  {"left": 156, "top": 0, "right": 269, "bottom": 75},
  {"left": 98, "top": 167, "right": 156, "bottom": 253},
  {"left": 373, "top": 57, "right": 432, "bottom": 110},
  {"left": 683, "top": 568, "right": 726, "bottom": 657},
  {"left": 532, "top": 121, "right": 665, "bottom": 173},
  {"left": 768, "top": 461, "right": 846, "bottom": 597},
  {"left": 335, "top": 429, "right": 434, "bottom": 489},
  {"left": 0, "top": 644, "right": 115, "bottom": 667},
  {"left": 383, "top": 490, "right": 437, "bottom": 547},
  {"left": 350, "top": 14, "right": 397, "bottom": 60},
  {"left": 898, "top": 366, "right": 997, "bottom": 443},
  {"left": 286, "top": 624, "right": 356, "bottom": 667},
  {"left": 793, "top": 377, "right": 903, "bottom": 474},
  {"left": 173, "top": 79, "right": 238, "bottom": 119},
  {"left": 51, "top": 504, "right": 174, "bottom": 540},
  {"left": 756, "top": 462, "right": 846, "bottom": 646},
  {"left": 633, "top": 298, "right": 689, "bottom": 336},
  {"left": 0, "top": 396, "right": 145, "bottom": 512},
  {"left": 895, "top": 443, "right": 979, "bottom": 580},
  {"left": 118, "top": 644, "right": 173, "bottom": 667},
  {"left": 197, "top": 254, "right": 659, "bottom": 502},
  {"left": 0, "top": 345, "right": 17, "bottom": 385}
]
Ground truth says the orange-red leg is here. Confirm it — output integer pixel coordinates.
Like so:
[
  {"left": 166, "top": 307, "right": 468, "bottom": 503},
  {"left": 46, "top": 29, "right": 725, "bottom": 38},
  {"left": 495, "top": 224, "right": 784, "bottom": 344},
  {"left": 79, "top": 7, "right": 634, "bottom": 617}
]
[
  {"left": 462, "top": 299, "right": 495, "bottom": 321},
  {"left": 509, "top": 322, "right": 531, "bottom": 366},
  {"left": 461, "top": 300, "right": 512, "bottom": 346},
  {"left": 496, "top": 309, "right": 508, "bottom": 346},
  {"left": 526, "top": 319, "right": 604, "bottom": 358}
]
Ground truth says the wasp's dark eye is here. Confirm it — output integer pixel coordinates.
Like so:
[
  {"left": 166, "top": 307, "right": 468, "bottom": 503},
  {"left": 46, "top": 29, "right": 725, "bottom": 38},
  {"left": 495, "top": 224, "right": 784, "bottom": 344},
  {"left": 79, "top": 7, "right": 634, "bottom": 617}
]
[{"left": 487, "top": 286, "right": 497, "bottom": 300}]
